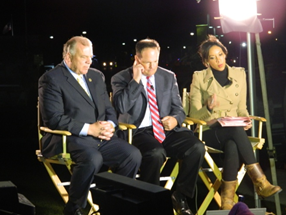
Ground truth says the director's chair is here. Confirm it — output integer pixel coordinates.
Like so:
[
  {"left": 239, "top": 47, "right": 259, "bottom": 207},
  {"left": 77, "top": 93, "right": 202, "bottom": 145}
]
[
  {"left": 182, "top": 88, "right": 266, "bottom": 215},
  {"left": 109, "top": 92, "right": 181, "bottom": 190},
  {"left": 35, "top": 98, "right": 106, "bottom": 214}
]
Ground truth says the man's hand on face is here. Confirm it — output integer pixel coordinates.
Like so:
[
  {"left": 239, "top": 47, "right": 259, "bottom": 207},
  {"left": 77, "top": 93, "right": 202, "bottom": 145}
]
[
  {"left": 133, "top": 57, "right": 144, "bottom": 83},
  {"left": 88, "top": 121, "right": 115, "bottom": 140}
]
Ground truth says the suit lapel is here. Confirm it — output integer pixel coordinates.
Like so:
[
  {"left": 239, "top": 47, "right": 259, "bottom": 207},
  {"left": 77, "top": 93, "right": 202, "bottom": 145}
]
[
  {"left": 83, "top": 74, "right": 97, "bottom": 108},
  {"left": 63, "top": 69, "right": 95, "bottom": 107}
]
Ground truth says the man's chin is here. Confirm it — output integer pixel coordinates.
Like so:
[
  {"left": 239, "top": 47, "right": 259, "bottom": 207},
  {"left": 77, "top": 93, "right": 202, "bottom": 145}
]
[
  {"left": 81, "top": 70, "right": 89, "bottom": 75},
  {"left": 143, "top": 70, "right": 156, "bottom": 76}
]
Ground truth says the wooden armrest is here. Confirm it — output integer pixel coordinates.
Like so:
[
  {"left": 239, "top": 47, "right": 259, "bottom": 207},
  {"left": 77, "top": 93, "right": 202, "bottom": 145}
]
[
  {"left": 183, "top": 118, "right": 194, "bottom": 126},
  {"left": 40, "top": 127, "right": 72, "bottom": 136},
  {"left": 249, "top": 115, "right": 267, "bottom": 122},
  {"left": 118, "top": 123, "right": 137, "bottom": 129},
  {"left": 185, "top": 117, "right": 207, "bottom": 125},
  {"left": 118, "top": 124, "right": 127, "bottom": 130}
]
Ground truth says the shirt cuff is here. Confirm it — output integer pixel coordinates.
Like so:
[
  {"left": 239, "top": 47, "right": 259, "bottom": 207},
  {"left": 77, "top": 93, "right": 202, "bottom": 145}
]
[
  {"left": 107, "top": 120, "right": 116, "bottom": 128},
  {"left": 79, "top": 123, "right": 90, "bottom": 136}
]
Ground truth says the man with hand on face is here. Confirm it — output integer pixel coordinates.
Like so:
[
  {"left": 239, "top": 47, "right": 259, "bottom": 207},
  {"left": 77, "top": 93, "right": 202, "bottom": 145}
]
[
  {"left": 38, "top": 36, "right": 141, "bottom": 215},
  {"left": 111, "top": 38, "right": 205, "bottom": 215}
]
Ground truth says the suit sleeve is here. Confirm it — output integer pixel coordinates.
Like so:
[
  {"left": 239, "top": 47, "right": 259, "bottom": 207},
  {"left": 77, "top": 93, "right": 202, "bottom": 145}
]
[
  {"left": 111, "top": 70, "right": 144, "bottom": 114},
  {"left": 39, "top": 73, "right": 84, "bottom": 135},
  {"left": 169, "top": 73, "right": 186, "bottom": 126}
]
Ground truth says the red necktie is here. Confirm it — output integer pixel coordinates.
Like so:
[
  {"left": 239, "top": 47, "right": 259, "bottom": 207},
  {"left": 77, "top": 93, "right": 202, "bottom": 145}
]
[{"left": 146, "top": 76, "right": 166, "bottom": 143}]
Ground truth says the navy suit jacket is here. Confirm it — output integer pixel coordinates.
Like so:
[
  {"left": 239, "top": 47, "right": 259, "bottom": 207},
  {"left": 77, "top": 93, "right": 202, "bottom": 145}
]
[
  {"left": 38, "top": 62, "right": 118, "bottom": 158},
  {"left": 111, "top": 66, "right": 189, "bottom": 134}
]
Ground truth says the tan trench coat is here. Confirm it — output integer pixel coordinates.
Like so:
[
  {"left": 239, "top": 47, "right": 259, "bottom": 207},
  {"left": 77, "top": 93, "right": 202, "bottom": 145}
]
[{"left": 189, "top": 65, "right": 249, "bottom": 128}]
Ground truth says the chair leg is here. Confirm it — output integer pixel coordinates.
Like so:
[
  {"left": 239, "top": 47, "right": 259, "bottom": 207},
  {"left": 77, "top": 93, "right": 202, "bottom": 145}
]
[
  {"left": 43, "top": 161, "right": 69, "bottom": 203},
  {"left": 87, "top": 191, "right": 99, "bottom": 215}
]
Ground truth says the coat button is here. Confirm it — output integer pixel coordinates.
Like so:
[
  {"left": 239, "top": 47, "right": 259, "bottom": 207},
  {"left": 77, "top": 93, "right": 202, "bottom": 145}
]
[
  {"left": 235, "top": 93, "right": 238, "bottom": 96},
  {"left": 236, "top": 84, "right": 239, "bottom": 88}
]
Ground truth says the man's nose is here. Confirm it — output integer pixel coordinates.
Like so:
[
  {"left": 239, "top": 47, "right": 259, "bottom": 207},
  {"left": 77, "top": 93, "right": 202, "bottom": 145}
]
[{"left": 86, "top": 57, "right": 92, "bottom": 64}]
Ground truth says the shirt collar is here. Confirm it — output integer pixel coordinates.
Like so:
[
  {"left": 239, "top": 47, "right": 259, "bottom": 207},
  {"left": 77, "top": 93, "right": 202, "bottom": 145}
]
[{"left": 63, "top": 60, "right": 82, "bottom": 80}]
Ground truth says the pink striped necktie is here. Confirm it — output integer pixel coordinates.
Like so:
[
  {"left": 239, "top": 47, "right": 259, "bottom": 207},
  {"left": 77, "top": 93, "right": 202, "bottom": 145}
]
[{"left": 146, "top": 76, "right": 166, "bottom": 143}]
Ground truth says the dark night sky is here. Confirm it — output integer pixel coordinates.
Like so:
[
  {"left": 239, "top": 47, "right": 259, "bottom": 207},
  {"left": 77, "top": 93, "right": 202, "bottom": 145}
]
[{"left": 1, "top": 0, "right": 286, "bottom": 67}]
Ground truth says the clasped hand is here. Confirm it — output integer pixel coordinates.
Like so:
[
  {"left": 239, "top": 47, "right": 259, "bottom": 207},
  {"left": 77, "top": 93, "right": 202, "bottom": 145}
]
[{"left": 88, "top": 121, "right": 115, "bottom": 140}]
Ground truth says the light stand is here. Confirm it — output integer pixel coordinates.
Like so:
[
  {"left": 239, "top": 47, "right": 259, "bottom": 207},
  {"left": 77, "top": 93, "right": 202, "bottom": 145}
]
[
  {"left": 255, "top": 33, "right": 281, "bottom": 214},
  {"left": 217, "top": 0, "right": 282, "bottom": 214}
]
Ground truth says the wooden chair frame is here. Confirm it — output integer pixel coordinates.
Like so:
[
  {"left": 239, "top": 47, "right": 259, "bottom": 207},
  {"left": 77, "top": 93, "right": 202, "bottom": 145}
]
[{"left": 36, "top": 99, "right": 108, "bottom": 214}]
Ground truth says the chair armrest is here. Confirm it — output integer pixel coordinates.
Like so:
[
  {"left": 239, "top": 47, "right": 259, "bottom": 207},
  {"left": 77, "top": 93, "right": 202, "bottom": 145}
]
[
  {"left": 185, "top": 117, "right": 207, "bottom": 125},
  {"left": 40, "top": 127, "right": 72, "bottom": 136},
  {"left": 183, "top": 118, "right": 194, "bottom": 126},
  {"left": 40, "top": 127, "right": 71, "bottom": 156},
  {"left": 118, "top": 123, "right": 137, "bottom": 129},
  {"left": 118, "top": 122, "right": 137, "bottom": 144},
  {"left": 249, "top": 115, "right": 267, "bottom": 122},
  {"left": 249, "top": 115, "right": 266, "bottom": 139}
]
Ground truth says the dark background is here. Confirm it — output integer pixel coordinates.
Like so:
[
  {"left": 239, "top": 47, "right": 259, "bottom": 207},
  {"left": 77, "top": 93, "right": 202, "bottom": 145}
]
[{"left": 0, "top": 0, "right": 286, "bottom": 214}]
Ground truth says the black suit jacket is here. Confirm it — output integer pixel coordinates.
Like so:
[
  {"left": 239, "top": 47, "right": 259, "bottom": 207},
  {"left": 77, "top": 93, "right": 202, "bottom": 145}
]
[
  {"left": 38, "top": 62, "right": 118, "bottom": 157},
  {"left": 111, "top": 66, "right": 189, "bottom": 133}
]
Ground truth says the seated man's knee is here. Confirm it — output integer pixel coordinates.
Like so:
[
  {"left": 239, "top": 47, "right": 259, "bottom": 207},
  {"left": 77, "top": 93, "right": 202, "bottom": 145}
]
[
  {"left": 77, "top": 148, "right": 103, "bottom": 168},
  {"left": 185, "top": 140, "right": 205, "bottom": 157},
  {"left": 194, "top": 141, "right": 206, "bottom": 155},
  {"left": 129, "top": 146, "right": 142, "bottom": 164},
  {"left": 144, "top": 147, "right": 166, "bottom": 164}
]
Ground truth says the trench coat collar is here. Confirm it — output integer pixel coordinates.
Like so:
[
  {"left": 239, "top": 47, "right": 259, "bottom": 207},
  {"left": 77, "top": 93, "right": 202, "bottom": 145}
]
[{"left": 203, "top": 64, "right": 238, "bottom": 83}]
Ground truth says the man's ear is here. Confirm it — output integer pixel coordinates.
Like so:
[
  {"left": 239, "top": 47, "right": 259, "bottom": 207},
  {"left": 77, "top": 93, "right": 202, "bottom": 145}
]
[
  {"left": 134, "top": 55, "right": 138, "bottom": 62},
  {"left": 65, "top": 52, "right": 72, "bottom": 63}
]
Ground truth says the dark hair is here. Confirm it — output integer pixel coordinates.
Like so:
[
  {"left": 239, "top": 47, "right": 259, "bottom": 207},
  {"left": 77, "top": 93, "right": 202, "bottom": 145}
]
[
  {"left": 62, "top": 36, "right": 92, "bottom": 59},
  {"left": 198, "top": 35, "right": 228, "bottom": 67},
  {"left": 135, "top": 39, "right": 160, "bottom": 56}
]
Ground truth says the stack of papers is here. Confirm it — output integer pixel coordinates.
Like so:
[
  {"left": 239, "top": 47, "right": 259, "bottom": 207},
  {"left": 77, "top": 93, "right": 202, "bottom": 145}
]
[{"left": 208, "top": 117, "right": 250, "bottom": 128}]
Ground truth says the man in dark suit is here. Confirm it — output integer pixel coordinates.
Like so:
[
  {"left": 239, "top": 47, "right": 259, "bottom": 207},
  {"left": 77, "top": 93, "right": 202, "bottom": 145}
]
[
  {"left": 111, "top": 39, "right": 205, "bottom": 215},
  {"left": 38, "top": 36, "right": 141, "bottom": 215}
]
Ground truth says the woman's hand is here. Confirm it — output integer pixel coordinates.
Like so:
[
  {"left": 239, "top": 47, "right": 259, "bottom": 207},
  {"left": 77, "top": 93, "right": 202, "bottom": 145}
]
[
  {"left": 244, "top": 119, "right": 252, "bottom": 130},
  {"left": 207, "top": 94, "right": 218, "bottom": 110}
]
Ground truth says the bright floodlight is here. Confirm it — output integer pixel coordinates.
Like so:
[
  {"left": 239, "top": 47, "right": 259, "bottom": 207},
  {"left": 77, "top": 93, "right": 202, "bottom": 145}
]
[
  {"left": 218, "top": 0, "right": 262, "bottom": 33},
  {"left": 219, "top": 0, "right": 257, "bottom": 21}
]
